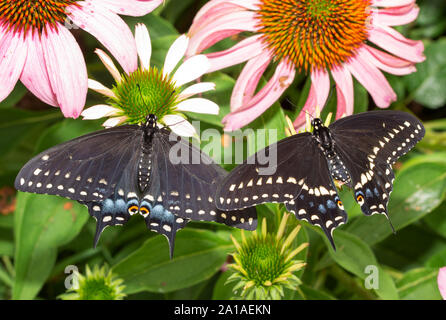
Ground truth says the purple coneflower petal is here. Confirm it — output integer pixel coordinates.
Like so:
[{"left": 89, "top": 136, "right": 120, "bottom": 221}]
[
  {"left": 95, "top": 49, "right": 122, "bottom": 83},
  {"left": 135, "top": 23, "right": 152, "bottom": 71},
  {"left": 206, "top": 35, "right": 265, "bottom": 73},
  {"left": 177, "top": 82, "right": 216, "bottom": 101},
  {"left": 0, "top": 28, "right": 27, "bottom": 101},
  {"left": 293, "top": 69, "right": 330, "bottom": 129},
  {"left": 223, "top": 60, "right": 295, "bottom": 131},
  {"left": 81, "top": 104, "right": 120, "bottom": 119},
  {"left": 88, "top": 79, "right": 116, "bottom": 99},
  {"left": 164, "top": 35, "right": 189, "bottom": 76},
  {"left": 163, "top": 114, "right": 199, "bottom": 138},
  {"left": 188, "top": 11, "right": 258, "bottom": 56},
  {"left": 20, "top": 34, "right": 58, "bottom": 107},
  {"left": 172, "top": 55, "right": 210, "bottom": 87},
  {"left": 347, "top": 51, "right": 397, "bottom": 108},
  {"left": 103, "top": 116, "right": 128, "bottom": 128},
  {"left": 331, "top": 66, "right": 354, "bottom": 119},
  {"left": 372, "top": 3, "right": 419, "bottom": 26},
  {"left": 69, "top": 2, "right": 138, "bottom": 74},
  {"left": 372, "top": 0, "right": 414, "bottom": 7},
  {"left": 368, "top": 24, "right": 425, "bottom": 63},
  {"left": 93, "top": 0, "right": 164, "bottom": 16},
  {"left": 438, "top": 267, "right": 446, "bottom": 300},
  {"left": 176, "top": 98, "right": 219, "bottom": 115},
  {"left": 41, "top": 25, "right": 87, "bottom": 118},
  {"left": 231, "top": 50, "right": 272, "bottom": 112},
  {"left": 363, "top": 45, "right": 416, "bottom": 75}
]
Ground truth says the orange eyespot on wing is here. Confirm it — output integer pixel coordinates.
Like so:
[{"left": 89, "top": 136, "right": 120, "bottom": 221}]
[
  {"left": 140, "top": 207, "right": 150, "bottom": 215},
  {"left": 128, "top": 205, "right": 139, "bottom": 214}
]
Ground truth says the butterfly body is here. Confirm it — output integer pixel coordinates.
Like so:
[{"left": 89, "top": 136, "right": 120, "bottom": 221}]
[
  {"left": 216, "top": 111, "right": 425, "bottom": 248},
  {"left": 15, "top": 115, "right": 257, "bottom": 257},
  {"left": 312, "top": 118, "right": 351, "bottom": 185}
]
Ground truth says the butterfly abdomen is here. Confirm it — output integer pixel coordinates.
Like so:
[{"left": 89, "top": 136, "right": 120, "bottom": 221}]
[
  {"left": 138, "top": 146, "right": 153, "bottom": 193},
  {"left": 327, "top": 154, "right": 351, "bottom": 185}
]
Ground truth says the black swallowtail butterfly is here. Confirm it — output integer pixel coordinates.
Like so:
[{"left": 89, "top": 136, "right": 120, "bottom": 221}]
[
  {"left": 15, "top": 115, "right": 257, "bottom": 258},
  {"left": 215, "top": 110, "right": 425, "bottom": 248}
]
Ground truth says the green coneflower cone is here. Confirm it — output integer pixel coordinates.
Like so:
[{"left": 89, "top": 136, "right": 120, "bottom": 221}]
[
  {"left": 59, "top": 265, "right": 126, "bottom": 300},
  {"left": 110, "top": 66, "right": 180, "bottom": 125},
  {"left": 227, "top": 214, "right": 309, "bottom": 300}
]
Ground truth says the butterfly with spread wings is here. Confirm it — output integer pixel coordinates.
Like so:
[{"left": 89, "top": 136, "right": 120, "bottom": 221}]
[
  {"left": 216, "top": 110, "right": 425, "bottom": 248},
  {"left": 15, "top": 115, "right": 257, "bottom": 258}
]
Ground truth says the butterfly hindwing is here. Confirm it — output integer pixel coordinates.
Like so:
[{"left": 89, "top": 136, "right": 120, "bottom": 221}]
[
  {"left": 285, "top": 144, "right": 348, "bottom": 248},
  {"left": 147, "top": 129, "right": 258, "bottom": 231},
  {"left": 141, "top": 200, "right": 189, "bottom": 259}
]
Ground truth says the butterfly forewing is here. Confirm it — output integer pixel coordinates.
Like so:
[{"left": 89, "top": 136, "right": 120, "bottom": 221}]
[{"left": 15, "top": 126, "right": 142, "bottom": 202}]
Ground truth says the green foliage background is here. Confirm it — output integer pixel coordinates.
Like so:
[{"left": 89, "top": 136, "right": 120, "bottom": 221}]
[{"left": 0, "top": 0, "right": 445, "bottom": 300}]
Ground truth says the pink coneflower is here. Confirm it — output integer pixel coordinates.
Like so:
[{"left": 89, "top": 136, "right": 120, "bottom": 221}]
[
  {"left": 187, "top": 0, "right": 425, "bottom": 131},
  {"left": 439, "top": 267, "right": 446, "bottom": 300},
  {"left": 0, "top": 0, "right": 162, "bottom": 118}
]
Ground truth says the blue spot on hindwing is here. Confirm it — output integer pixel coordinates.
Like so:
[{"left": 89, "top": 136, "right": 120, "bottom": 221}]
[
  {"left": 151, "top": 204, "right": 174, "bottom": 224},
  {"left": 326, "top": 200, "right": 336, "bottom": 209},
  {"left": 318, "top": 204, "right": 327, "bottom": 214},
  {"left": 366, "top": 188, "right": 373, "bottom": 198},
  {"left": 102, "top": 199, "right": 115, "bottom": 213},
  {"left": 373, "top": 188, "right": 380, "bottom": 197}
]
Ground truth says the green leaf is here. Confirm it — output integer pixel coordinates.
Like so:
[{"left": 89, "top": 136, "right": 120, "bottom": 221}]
[
  {"left": 0, "top": 240, "right": 13, "bottom": 257},
  {"left": 294, "top": 284, "right": 337, "bottom": 300},
  {"left": 346, "top": 161, "right": 446, "bottom": 245},
  {"left": 0, "top": 109, "right": 61, "bottom": 185},
  {"left": 124, "top": 14, "right": 178, "bottom": 40},
  {"left": 212, "top": 271, "right": 235, "bottom": 300},
  {"left": 13, "top": 193, "right": 89, "bottom": 299},
  {"left": 317, "top": 228, "right": 398, "bottom": 299},
  {"left": 373, "top": 224, "right": 446, "bottom": 271},
  {"left": 409, "top": 0, "right": 446, "bottom": 38},
  {"left": 396, "top": 268, "right": 442, "bottom": 300},
  {"left": 424, "top": 201, "right": 446, "bottom": 238},
  {"left": 404, "top": 38, "right": 446, "bottom": 109},
  {"left": 0, "top": 82, "right": 27, "bottom": 108},
  {"left": 112, "top": 229, "right": 232, "bottom": 294},
  {"left": 35, "top": 118, "right": 102, "bottom": 153},
  {"left": 426, "top": 247, "right": 446, "bottom": 268}
]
